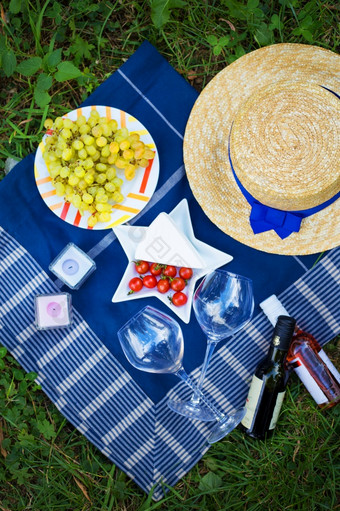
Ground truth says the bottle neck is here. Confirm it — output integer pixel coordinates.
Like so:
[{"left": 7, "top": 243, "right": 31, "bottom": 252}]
[{"left": 267, "top": 345, "right": 288, "bottom": 364}]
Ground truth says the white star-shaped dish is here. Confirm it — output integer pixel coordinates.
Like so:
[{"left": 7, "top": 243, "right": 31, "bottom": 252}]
[{"left": 112, "top": 199, "right": 233, "bottom": 323}]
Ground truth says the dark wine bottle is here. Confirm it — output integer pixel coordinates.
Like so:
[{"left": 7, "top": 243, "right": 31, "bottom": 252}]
[{"left": 240, "top": 315, "right": 296, "bottom": 439}]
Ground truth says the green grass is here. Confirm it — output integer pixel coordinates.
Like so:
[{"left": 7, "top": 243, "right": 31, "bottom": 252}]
[
  {"left": 1, "top": 342, "right": 339, "bottom": 510},
  {"left": 0, "top": 0, "right": 339, "bottom": 508}
]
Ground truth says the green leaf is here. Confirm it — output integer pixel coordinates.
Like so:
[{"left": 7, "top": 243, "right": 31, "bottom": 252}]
[
  {"left": 0, "top": 359, "right": 5, "bottom": 370},
  {"left": 2, "top": 50, "right": 17, "bottom": 77},
  {"left": 16, "top": 57, "right": 42, "bottom": 77},
  {"left": 13, "top": 369, "right": 24, "bottom": 381},
  {"left": 36, "top": 419, "right": 56, "bottom": 440},
  {"left": 34, "top": 88, "right": 51, "bottom": 108},
  {"left": 25, "top": 371, "right": 38, "bottom": 381},
  {"left": 219, "top": 35, "right": 230, "bottom": 46},
  {"left": 0, "top": 346, "right": 7, "bottom": 358},
  {"left": 150, "top": 0, "right": 186, "bottom": 29},
  {"left": 269, "top": 13, "right": 283, "bottom": 31},
  {"left": 300, "top": 29, "right": 314, "bottom": 42},
  {"left": 54, "top": 61, "right": 82, "bottom": 81},
  {"left": 47, "top": 48, "right": 62, "bottom": 68},
  {"left": 36, "top": 73, "right": 52, "bottom": 91},
  {"left": 206, "top": 34, "right": 218, "bottom": 45},
  {"left": 9, "top": 0, "right": 22, "bottom": 14},
  {"left": 247, "top": 0, "right": 259, "bottom": 9},
  {"left": 254, "top": 22, "right": 274, "bottom": 46},
  {"left": 199, "top": 472, "right": 223, "bottom": 491},
  {"left": 213, "top": 45, "right": 222, "bottom": 56}
]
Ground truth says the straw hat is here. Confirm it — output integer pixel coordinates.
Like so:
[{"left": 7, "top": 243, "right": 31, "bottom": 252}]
[{"left": 184, "top": 44, "right": 340, "bottom": 255}]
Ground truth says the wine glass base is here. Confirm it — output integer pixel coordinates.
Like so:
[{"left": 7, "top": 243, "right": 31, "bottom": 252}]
[
  {"left": 167, "top": 399, "right": 216, "bottom": 422},
  {"left": 207, "top": 407, "right": 246, "bottom": 444}
]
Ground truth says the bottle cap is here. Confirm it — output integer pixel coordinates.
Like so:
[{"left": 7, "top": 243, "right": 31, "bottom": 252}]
[
  {"left": 272, "top": 315, "right": 296, "bottom": 350},
  {"left": 260, "top": 295, "right": 289, "bottom": 326}
]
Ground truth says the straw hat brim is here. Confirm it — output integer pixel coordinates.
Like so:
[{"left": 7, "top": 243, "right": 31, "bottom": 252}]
[{"left": 184, "top": 44, "right": 340, "bottom": 255}]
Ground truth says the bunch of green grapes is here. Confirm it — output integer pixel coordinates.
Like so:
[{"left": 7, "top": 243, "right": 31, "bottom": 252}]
[{"left": 42, "top": 110, "right": 155, "bottom": 227}]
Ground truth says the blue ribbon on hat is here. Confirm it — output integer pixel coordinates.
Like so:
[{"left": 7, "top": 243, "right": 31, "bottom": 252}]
[{"left": 228, "top": 86, "right": 340, "bottom": 240}]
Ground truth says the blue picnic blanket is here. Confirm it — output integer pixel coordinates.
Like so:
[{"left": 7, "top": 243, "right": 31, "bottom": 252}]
[{"left": 0, "top": 41, "right": 339, "bottom": 500}]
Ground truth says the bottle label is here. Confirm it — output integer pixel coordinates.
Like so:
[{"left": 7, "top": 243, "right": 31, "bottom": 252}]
[
  {"left": 318, "top": 350, "right": 340, "bottom": 384},
  {"left": 269, "top": 391, "right": 286, "bottom": 429},
  {"left": 241, "top": 375, "right": 264, "bottom": 429},
  {"left": 293, "top": 362, "right": 328, "bottom": 405}
]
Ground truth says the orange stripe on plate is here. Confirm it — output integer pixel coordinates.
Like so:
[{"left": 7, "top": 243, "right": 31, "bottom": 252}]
[
  {"left": 73, "top": 210, "right": 82, "bottom": 226},
  {"left": 60, "top": 202, "right": 71, "bottom": 220},
  {"left": 120, "top": 110, "right": 126, "bottom": 128},
  {"left": 113, "top": 204, "right": 140, "bottom": 214},
  {"left": 91, "top": 105, "right": 96, "bottom": 111},
  {"left": 77, "top": 108, "right": 82, "bottom": 118},
  {"left": 107, "top": 215, "right": 131, "bottom": 228},
  {"left": 42, "top": 190, "right": 57, "bottom": 199},
  {"left": 36, "top": 176, "right": 52, "bottom": 185},
  {"left": 127, "top": 193, "right": 150, "bottom": 202},
  {"left": 50, "top": 202, "right": 64, "bottom": 211},
  {"left": 106, "top": 106, "right": 111, "bottom": 120},
  {"left": 139, "top": 158, "right": 154, "bottom": 194}
]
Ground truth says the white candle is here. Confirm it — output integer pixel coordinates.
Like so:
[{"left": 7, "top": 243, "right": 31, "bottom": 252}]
[
  {"left": 35, "top": 293, "right": 72, "bottom": 330},
  {"left": 49, "top": 243, "right": 96, "bottom": 289}
]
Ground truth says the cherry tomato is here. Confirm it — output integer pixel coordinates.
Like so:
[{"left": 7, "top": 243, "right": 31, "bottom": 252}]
[
  {"left": 134, "top": 260, "right": 149, "bottom": 274},
  {"left": 170, "top": 277, "right": 186, "bottom": 292},
  {"left": 150, "top": 262, "right": 163, "bottom": 276},
  {"left": 128, "top": 277, "right": 143, "bottom": 294},
  {"left": 143, "top": 274, "right": 157, "bottom": 289},
  {"left": 157, "top": 278, "right": 170, "bottom": 294},
  {"left": 171, "top": 291, "right": 188, "bottom": 307},
  {"left": 179, "top": 267, "right": 193, "bottom": 280},
  {"left": 163, "top": 265, "right": 177, "bottom": 278}
]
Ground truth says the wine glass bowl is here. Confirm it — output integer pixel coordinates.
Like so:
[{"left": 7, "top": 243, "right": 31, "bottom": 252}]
[
  {"left": 118, "top": 306, "right": 184, "bottom": 374},
  {"left": 193, "top": 271, "right": 254, "bottom": 341}
]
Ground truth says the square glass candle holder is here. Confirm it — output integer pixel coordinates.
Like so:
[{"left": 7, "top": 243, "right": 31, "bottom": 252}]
[
  {"left": 49, "top": 243, "right": 96, "bottom": 289},
  {"left": 35, "top": 293, "right": 72, "bottom": 330}
]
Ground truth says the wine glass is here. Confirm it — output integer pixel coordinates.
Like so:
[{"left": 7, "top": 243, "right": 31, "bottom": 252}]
[
  {"left": 168, "top": 270, "right": 254, "bottom": 426},
  {"left": 117, "top": 305, "right": 246, "bottom": 444}
]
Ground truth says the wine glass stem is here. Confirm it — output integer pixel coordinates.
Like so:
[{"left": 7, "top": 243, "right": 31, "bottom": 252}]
[
  {"left": 190, "top": 338, "right": 218, "bottom": 405},
  {"left": 174, "top": 367, "right": 224, "bottom": 422}
]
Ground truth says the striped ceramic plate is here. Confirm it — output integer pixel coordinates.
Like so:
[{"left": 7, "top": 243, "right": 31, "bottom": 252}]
[{"left": 34, "top": 105, "right": 159, "bottom": 230}]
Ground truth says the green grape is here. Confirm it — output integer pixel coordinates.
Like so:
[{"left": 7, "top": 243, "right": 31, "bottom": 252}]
[
  {"left": 106, "top": 167, "right": 116, "bottom": 180},
  {"left": 144, "top": 148, "right": 155, "bottom": 160},
  {"left": 88, "top": 215, "right": 98, "bottom": 227},
  {"left": 120, "top": 140, "right": 130, "bottom": 150},
  {"left": 95, "top": 163, "right": 107, "bottom": 172},
  {"left": 60, "top": 167, "right": 71, "bottom": 179},
  {"left": 101, "top": 145, "right": 111, "bottom": 158},
  {"left": 50, "top": 167, "right": 61, "bottom": 178},
  {"left": 109, "top": 119, "right": 118, "bottom": 131},
  {"left": 115, "top": 157, "right": 128, "bottom": 169},
  {"left": 112, "top": 191, "right": 124, "bottom": 203},
  {"left": 98, "top": 212, "right": 111, "bottom": 223},
  {"left": 78, "top": 179, "right": 87, "bottom": 190},
  {"left": 87, "top": 117, "right": 97, "bottom": 128},
  {"left": 79, "top": 124, "right": 91, "bottom": 134},
  {"left": 54, "top": 117, "right": 64, "bottom": 129},
  {"left": 96, "top": 136, "right": 107, "bottom": 148},
  {"left": 83, "top": 135, "right": 95, "bottom": 146},
  {"left": 107, "top": 153, "right": 117, "bottom": 165},
  {"left": 78, "top": 148, "right": 88, "bottom": 160},
  {"left": 55, "top": 182, "right": 65, "bottom": 196},
  {"left": 83, "top": 158, "right": 94, "bottom": 170},
  {"left": 68, "top": 174, "right": 80, "bottom": 187},
  {"left": 92, "top": 125, "right": 103, "bottom": 138},
  {"left": 95, "top": 193, "right": 108, "bottom": 203},
  {"left": 83, "top": 193, "right": 94, "bottom": 204},
  {"left": 74, "top": 166, "right": 85, "bottom": 178},
  {"left": 117, "top": 127, "right": 129, "bottom": 138},
  {"left": 123, "top": 149, "right": 134, "bottom": 160},
  {"left": 88, "top": 186, "right": 98, "bottom": 196},
  {"left": 72, "top": 194, "right": 82, "bottom": 209},
  {"left": 73, "top": 139, "right": 84, "bottom": 151},
  {"left": 62, "top": 148, "right": 73, "bottom": 161},
  {"left": 101, "top": 124, "right": 112, "bottom": 137},
  {"left": 138, "top": 158, "right": 149, "bottom": 168},
  {"left": 95, "top": 173, "right": 106, "bottom": 184},
  {"left": 76, "top": 115, "right": 87, "bottom": 127},
  {"left": 63, "top": 118, "right": 73, "bottom": 129},
  {"left": 84, "top": 172, "right": 94, "bottom": 185},
  {"left": 61, "top": 128, "right": 72, "bottom": 140},
  {"left": 92, "top": 150, "right": 101, "bottom": 162},
  {"left": 104, "top": 182, "right": 116, "bottom": 193},
  {"left": 86, "top": 144, "right": 97, "bottom": 156},
  {"left": 44, "top": 118, "right": 54, "bottom": 129},
  {"left": 113, "top": 177, "right": 123, "bottom": 188},
  {"left": 90, "top": 110, "right": 100, "bottom": 119}
]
